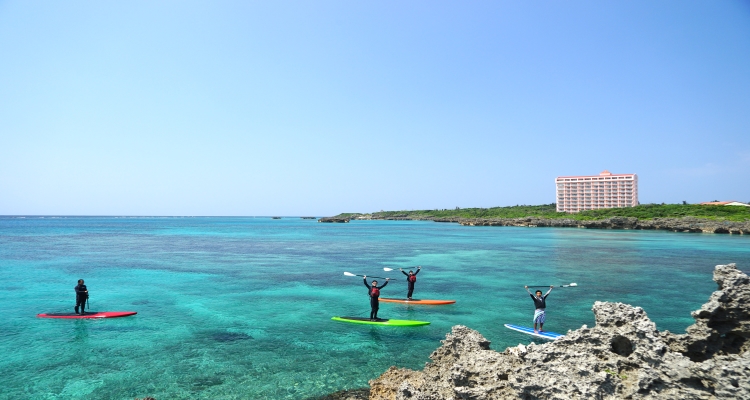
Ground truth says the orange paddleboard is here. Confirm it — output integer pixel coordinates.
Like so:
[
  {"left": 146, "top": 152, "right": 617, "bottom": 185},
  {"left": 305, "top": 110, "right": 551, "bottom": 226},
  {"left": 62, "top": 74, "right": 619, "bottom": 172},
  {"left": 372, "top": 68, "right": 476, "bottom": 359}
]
[{"left": 378, "top": 298, "right": 456, "bottom": 305}]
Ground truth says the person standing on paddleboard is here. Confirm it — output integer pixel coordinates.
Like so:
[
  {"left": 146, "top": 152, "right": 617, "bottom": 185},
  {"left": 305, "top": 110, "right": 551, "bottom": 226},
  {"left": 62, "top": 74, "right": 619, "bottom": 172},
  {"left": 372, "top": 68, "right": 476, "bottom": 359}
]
[
  {"left": 525, "top": 285, "right": 552, "bottom": 333},
  {"left": 364, "top": 276, "right": 389, "bottom": 320},
  {"left": 75, "top": 279, "right": 88, "bottom": 315},
  {"left": 399, "top": 266, "right": 421, "bottom": 300}
]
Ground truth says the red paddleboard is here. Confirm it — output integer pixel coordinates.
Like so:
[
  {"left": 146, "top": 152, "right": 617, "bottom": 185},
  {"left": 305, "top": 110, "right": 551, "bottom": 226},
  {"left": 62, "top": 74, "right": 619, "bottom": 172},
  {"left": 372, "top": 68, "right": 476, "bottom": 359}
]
[
  {"left": 378, "top": 298, "right": 456, "bottom": 305},
  {"left": 37, "top": 311, "right": 137, "bottom": 319}
]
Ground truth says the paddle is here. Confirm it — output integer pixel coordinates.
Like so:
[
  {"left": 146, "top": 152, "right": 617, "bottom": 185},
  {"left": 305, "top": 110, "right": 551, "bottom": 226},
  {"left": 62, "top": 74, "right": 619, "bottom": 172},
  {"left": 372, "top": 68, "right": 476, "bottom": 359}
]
[
  {"left": 527, "top": 283, "right": 578, "bottom": 288},
  {"left": 383, "top": 267, "right": 420, "bottom": 272},
  {"left": 343, "top": 272, "right": 391, "bottom": 280}
]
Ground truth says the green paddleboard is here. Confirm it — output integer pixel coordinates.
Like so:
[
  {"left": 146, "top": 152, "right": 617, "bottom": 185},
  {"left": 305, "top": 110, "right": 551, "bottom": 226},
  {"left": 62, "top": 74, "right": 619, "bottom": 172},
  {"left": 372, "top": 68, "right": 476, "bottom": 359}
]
[{"left": 331, "top": 316, "right": 430, "bottom": 326}]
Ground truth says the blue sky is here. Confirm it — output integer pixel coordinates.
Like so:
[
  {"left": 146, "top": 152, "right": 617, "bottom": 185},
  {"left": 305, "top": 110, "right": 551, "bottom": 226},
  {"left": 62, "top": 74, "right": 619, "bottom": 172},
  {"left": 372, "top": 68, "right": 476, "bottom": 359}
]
[{"left": 1, "top": 1, "right": 749, "bottom": 216}]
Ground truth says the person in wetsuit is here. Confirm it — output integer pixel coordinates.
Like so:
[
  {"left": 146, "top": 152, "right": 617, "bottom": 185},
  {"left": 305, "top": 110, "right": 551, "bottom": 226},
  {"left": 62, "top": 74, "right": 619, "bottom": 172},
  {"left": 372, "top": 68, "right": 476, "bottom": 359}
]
[
  {"left": 364, "top": 276, "right": 389, "bottom": 320},
  {"left": 400, "top": 266, "right": 421, "bottom": 300},
  {"left": 525, "top": 286, "right": 552, "bottom": 333},
  {"left": 75, "top": 279, "right": 89, "bottom": 315}
]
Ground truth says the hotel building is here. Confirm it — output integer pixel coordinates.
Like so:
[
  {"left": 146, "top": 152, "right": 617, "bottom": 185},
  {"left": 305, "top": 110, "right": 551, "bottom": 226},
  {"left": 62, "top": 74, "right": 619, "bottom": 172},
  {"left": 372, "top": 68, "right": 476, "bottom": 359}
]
[{"left": 556, "top": 170, "right": 638, "bottom": 213}]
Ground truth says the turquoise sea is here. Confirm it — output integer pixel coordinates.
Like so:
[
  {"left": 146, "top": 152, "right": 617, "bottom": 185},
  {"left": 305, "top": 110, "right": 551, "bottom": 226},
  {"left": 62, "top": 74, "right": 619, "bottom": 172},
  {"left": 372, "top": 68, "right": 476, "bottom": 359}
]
[{"left": 2, "top": 217, "right": 749, "bottom": 399}]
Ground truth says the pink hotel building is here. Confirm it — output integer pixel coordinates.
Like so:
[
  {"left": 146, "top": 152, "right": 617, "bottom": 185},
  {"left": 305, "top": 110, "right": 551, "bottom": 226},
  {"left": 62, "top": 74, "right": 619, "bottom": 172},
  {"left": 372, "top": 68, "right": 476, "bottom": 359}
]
[{"left": 556, "top": 170, "right": 638, "bottom": 213}]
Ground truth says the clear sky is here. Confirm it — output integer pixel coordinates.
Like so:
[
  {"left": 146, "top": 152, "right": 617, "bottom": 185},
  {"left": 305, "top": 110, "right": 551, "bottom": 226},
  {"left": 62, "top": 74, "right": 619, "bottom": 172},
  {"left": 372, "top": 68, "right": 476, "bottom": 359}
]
[{"left": 1, "top": 1, "right": 749, "bottom": 216}]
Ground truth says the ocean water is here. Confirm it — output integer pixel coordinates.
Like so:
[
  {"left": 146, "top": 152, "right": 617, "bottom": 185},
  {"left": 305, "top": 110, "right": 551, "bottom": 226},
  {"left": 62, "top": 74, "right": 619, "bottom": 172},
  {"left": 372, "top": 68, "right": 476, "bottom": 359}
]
[{"left": 1, "top": 217, "right": 749, "bottom": 399}]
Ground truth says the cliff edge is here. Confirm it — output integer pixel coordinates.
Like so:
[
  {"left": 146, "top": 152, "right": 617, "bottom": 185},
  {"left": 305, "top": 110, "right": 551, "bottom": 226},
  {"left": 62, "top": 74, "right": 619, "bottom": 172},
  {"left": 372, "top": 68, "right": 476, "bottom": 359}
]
[{"left": 368, "top": 263, "right": 750, "bottom": 399}]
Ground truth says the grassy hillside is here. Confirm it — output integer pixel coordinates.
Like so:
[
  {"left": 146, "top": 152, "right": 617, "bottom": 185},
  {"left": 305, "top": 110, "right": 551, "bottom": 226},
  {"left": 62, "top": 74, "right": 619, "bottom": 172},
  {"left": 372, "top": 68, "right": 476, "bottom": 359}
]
[
  {"left": 338, "top": 204, "right": 750, "bottom": 222},
  {"left": 574, "top": 203, "right": 750, "bottom": 221},
  {"left": 370, "top": 204, "right": 563, "bottom": 219}
]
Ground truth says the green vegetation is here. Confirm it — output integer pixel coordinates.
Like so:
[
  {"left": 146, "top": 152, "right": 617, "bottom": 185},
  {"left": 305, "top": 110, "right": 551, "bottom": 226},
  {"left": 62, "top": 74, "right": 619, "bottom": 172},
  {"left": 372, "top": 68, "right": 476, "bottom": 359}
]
[
  {"left": 574, "top": 203, "right": 750, "bottom": 221},
  {"left": 334, "top": 213, "right": 365, "bottom": 219},
  {"left": 336, "top": 203, "right": 750, "bottom": 222},
  {"left": 604, "top": 368, "right": 628, "bottom": 380},
  {"left": 369, "top": 204, "right": 564, "bottom": 219}
]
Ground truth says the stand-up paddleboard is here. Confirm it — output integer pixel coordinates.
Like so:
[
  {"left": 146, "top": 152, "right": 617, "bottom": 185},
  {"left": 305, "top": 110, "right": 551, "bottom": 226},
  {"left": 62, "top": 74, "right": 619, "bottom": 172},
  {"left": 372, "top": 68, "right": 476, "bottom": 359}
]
[
  {"left": 332, "top": 316, "right": 430, "bottom": 326},
  {"left": 504, "top": 324, "right": 563, "bottom": 340},
  {"left": 378, "top": 298, "right": 456, "bottom": 305},
  {"left": 37, "top": 311, "right": 137, "bottom": 319}
]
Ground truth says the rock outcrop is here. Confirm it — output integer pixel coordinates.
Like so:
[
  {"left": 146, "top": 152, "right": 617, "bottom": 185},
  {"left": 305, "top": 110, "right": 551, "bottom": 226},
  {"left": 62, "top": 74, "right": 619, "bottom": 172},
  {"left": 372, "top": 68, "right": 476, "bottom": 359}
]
[
  {"left": 341, "top": 215, "right": 750, "bottom": 234},
  {"left": 318, "top": 217, "right": 350, "bottom": 223},
  {"left": 455, "top": 216, "right": 749, "bottom": 234},
  {"left": 368, "top": 263, "right": 750, "bottom": 399}
]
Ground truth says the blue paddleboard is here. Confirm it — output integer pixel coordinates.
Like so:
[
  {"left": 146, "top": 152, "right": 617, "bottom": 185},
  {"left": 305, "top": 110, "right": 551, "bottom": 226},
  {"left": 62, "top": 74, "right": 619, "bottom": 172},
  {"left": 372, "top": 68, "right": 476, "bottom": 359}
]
[{"left": 504, "top": 324, "right": 563, "bottom": 340}]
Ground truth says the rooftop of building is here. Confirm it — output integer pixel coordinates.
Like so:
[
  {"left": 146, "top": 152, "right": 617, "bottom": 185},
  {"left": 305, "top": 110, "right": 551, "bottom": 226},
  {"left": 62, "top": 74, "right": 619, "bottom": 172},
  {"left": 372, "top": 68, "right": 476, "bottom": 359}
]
[
  {"left": 699, "top": 201, "right": 750, "bottom": 207},
  {"left": 556, "top": 170, "right": 637, "bottom": 180}
]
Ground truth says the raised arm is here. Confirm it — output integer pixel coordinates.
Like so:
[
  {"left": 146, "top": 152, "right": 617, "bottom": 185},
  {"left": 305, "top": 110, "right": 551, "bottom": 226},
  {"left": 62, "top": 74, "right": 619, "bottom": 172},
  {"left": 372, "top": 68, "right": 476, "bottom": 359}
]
[
  {"left": 379, "top": 279, "right": 389, "bottom": 289},
  {"left": 363, "top": 277, "right": 371, "bottom": 289},
  {"left": 414, "top": 267, "right": 421, "bottom": 276},
  {"left": 544, "top": 286, "right": 553, "bottom": 297},
  {"left": 401, "top": 270, "right": 409, "bottom": 277}
]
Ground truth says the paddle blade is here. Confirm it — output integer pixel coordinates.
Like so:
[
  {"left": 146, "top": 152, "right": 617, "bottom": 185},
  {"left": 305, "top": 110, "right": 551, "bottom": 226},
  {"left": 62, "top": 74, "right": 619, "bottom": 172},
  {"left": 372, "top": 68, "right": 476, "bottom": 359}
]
[
  {"left": 383, "top": 268, "right": 394, "bottom": 271},
  {"left": 343, "top": 272, "right": 356, "bottom": 277},
  {"left": 569, "top": 283, "right": 578, "bottom": 287}
]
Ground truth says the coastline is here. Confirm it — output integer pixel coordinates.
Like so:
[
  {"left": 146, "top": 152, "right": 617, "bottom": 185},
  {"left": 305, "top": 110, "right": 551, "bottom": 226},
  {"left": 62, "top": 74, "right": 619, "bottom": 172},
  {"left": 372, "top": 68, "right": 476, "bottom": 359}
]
[{"left": 322, "top": 215, "right": 750, "bottom": 234}]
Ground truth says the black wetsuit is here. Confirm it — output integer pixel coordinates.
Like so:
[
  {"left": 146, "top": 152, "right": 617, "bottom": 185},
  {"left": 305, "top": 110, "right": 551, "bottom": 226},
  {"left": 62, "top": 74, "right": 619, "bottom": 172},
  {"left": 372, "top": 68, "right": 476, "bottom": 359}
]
[
  {"left": 530, "top": 293, "right": 549, "bottom": 310},
  {"left": 529, "top": 289, "right": 552, "bottom": 325},
  {"left": 364, "top": 278, "right": 388, "bottom": 319},
  {"left": 402, "top": 269, "right": 421, "bottom": 298},
  {"left": 75, "top": 284, "right": 88, "bottom": 314}
]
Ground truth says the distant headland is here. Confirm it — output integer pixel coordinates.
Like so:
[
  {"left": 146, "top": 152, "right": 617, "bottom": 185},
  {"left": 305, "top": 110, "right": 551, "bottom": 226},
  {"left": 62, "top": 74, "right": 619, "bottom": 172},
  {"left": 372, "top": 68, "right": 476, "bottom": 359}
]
[{"left": 320, "top": 204, "right": 750, "bottom": 234}]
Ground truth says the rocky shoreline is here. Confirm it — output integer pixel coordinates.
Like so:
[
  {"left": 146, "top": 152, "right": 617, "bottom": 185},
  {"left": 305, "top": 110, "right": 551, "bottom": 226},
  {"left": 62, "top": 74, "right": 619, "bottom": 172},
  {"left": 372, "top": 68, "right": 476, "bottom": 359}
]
[
  {"left": 324, "top": 263, "right": 750, "bottom": 399},
  {"left": 348, "top": 215, "right": 750, "bottom": 234},
  {"left": 318, "top": 217, "right": 351, "bottom": 223}
]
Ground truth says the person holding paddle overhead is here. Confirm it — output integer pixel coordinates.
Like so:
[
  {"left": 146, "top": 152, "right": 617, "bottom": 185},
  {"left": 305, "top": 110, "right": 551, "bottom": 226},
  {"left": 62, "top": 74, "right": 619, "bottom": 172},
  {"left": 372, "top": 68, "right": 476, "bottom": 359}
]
[
  {"left": 364, "top": 276, "right": 389, "bottom": 320},
  {"left": 525, "top": 285, "right": 552, "bottom": 333},
  {"left": 399, "top": 266, "right": 421, "bottom": 300},
  {"left": 74, "top": 279, "right": 88, "bottom": 315}
]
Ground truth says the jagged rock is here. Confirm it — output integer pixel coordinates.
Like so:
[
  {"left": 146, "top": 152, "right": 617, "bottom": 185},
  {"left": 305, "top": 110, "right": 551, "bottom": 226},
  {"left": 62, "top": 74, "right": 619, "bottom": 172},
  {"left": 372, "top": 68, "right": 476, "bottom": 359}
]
[
  {"left": 664, "top": 263, "right": 750, "bottom": 362},
  {"left": 367, "top": 263, "right": 750, "bottom": 399},
  {"left": 369, "top": 367, "right": 425, "bottom": 400}
]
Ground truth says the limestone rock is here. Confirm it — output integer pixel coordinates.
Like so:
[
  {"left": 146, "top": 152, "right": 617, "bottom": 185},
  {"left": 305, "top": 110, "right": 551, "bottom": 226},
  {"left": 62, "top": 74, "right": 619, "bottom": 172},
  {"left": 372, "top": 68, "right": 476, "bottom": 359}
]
[
  {"left": 368, "top": 366, "right": 425, "bottom": 400},
  {"left": 318, "top": 217, "right": 350, "bottom": 223},
  {"left": 664, "top": 263, "right": 750, "bottom": 361},
  {"left": 367, "top": 263, "right": 750, "bottom": 399},
  {"left": 454, "top": 216, "right": 749, "bottom": 234}
]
